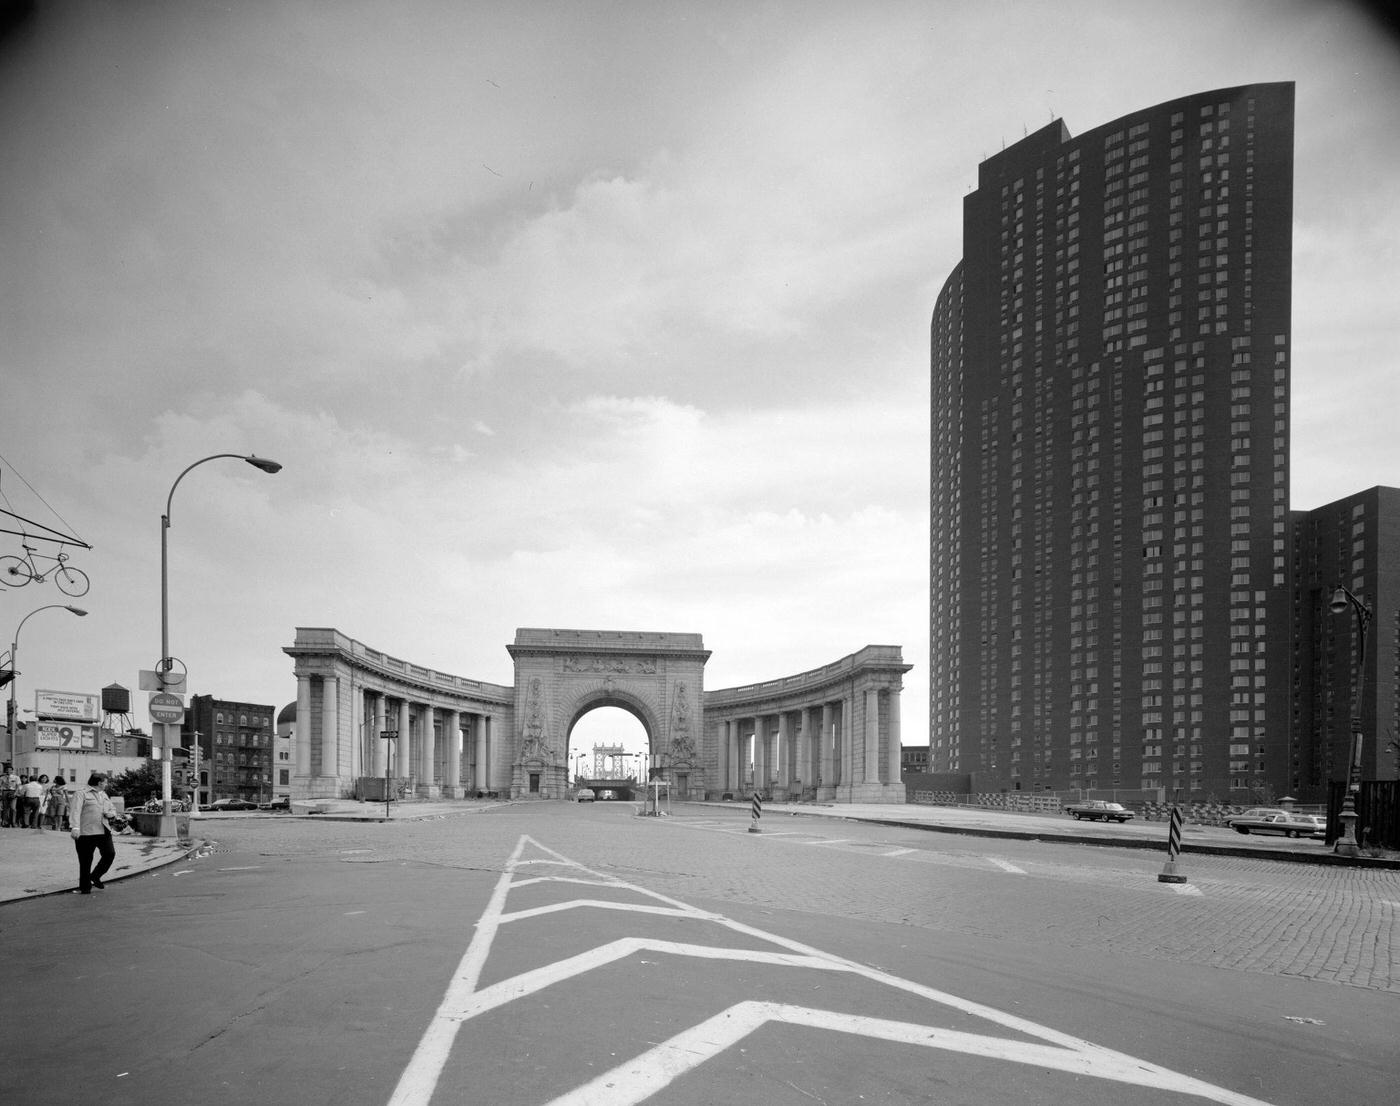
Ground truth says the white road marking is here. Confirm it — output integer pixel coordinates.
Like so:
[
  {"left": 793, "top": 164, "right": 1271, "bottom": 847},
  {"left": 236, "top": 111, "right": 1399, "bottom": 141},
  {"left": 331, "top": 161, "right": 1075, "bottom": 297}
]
[
  {"left": 386, "top": 835, "right": 1278, "bottom": 1106},
  {"left": 1168, "top": 882, "right": 1204, "bottom": 896},
  {"left": 216, "top": 866, "right": 261, "bottom": 871},
  {"left": 988, "top": 857, "right": 1025, "bottom": 874},
  {"left": 882, "top": 847, "right": 915, "bottom": 856},
  {"left": 549, "top": 1001, "right": 1278, "bottom": 1106}
]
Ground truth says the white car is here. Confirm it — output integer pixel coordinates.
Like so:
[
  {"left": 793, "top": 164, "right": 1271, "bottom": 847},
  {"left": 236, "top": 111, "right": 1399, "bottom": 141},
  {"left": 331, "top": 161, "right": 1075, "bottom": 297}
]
[
  {"left": 1225, "top": 808, "right": 1323, "bottom": 838},
  {"left": 575, "top": 788, "right": 595, "bottom": 803}
]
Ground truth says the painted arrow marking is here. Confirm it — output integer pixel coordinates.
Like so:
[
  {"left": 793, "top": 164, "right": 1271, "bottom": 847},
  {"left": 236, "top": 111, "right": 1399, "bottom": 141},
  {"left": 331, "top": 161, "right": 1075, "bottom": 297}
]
[{"left": 386, "top": 835, "right": 1276, "bottom": 1106}]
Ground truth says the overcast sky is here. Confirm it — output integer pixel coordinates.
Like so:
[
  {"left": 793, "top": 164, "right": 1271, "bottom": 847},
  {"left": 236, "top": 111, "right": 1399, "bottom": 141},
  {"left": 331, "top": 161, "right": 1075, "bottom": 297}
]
[{"left": 2, "top": 1, "right": 1397, "bottom": 757}]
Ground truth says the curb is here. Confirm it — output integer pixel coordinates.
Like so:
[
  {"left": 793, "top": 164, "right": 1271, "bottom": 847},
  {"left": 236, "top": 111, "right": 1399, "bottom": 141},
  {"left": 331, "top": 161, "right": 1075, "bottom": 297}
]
[{"left": 687, "top": 803, "right": 1400, "bottom": 870}]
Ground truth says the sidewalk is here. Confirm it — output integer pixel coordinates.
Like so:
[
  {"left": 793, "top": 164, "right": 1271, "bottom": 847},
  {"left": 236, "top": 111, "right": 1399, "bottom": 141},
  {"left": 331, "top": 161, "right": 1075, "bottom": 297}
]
[
  {"left": 0, "top": 799, "right": 489, "bottom": 906},
  {"left": 4, "top": 796, "right": 1393, "bottom": 906},
  {"left": 0, "top": 825, "right": 196, "bottom": 904}
]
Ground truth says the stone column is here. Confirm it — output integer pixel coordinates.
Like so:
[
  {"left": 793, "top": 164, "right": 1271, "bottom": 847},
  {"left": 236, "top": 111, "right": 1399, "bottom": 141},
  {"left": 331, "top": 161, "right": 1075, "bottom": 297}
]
[
  {"left": 483, "top": 715, "right": 493, "bottom": 793},
  {"left": 396, "top": 699, "right": 410, "bottom": 783},
  {"left": 864, "top": 688, "right": 880, "bottom": 783},
  {"left": 885, "top": 687, "right": 902, "bottom": 785},
  {"left": 319, "top": 674, "right": 338, "bottom": 784},
  {"left": 475, "top": 715, "right": 488, "bottom": 793},
  {"left": 820, "top": 703, "right": 834, "bottom": 791},
  {"left": 421, "top": 707, "right": 438, "bottom": 795},
  {"left": 840, "top": 698, "right": 854, "bottom": 790},
  {"left": 445, "top": 710, "right": 461, "bottom": 797},
  {"left": 716, "top": 719, "right": 730, "bottom": 796},
  {"left": 776, "top": 712, "right": 792, "bottom": 794},
  {"left": 754, "top": 716, "right": 769, "bottom": 794},
  {"left": 372, "top": 694, "right": 387, "bottom": 776},
  {"left": 797, "top": 707, "right": 814, "bottom": 793},
  {"left": 295, "top": 674, "right": 312, "bottom": 779}
]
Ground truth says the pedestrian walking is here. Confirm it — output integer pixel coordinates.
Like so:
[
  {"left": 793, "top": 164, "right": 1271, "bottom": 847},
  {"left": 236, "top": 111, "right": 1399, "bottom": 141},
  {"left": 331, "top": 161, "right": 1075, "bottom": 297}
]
[
  {"left": 17, "top": 775, "right": 43, "bottom": 828},
  {"left": 0, "top": 763, "right": 18, "bottom": 827},
  {"left": 43, "top": 775, "right": 69, "bottom": 830},
  {"left": 69, "top": 772, "right": 119, "bottom": 894}
]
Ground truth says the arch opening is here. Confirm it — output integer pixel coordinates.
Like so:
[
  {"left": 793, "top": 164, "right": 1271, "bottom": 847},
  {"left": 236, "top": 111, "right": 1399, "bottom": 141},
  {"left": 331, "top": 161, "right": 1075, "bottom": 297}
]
[{"left": 568, "top": 705, "right": 649, "bottom": 800}]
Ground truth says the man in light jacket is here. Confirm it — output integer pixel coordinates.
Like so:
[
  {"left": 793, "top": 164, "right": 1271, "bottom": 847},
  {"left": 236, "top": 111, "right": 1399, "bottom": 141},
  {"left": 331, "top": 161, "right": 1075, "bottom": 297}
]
[{"left": 69, "top": 771, "right": 118, "bottom": 894}]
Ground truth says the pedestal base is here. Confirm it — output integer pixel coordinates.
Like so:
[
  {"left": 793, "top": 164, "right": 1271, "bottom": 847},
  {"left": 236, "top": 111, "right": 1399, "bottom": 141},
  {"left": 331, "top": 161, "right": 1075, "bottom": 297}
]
[
  {"left": 835, "top": 782, "right": 904, "bottom": 804},
  {"left": 293, "top": 775, "right": 343, "bottom": 801}
]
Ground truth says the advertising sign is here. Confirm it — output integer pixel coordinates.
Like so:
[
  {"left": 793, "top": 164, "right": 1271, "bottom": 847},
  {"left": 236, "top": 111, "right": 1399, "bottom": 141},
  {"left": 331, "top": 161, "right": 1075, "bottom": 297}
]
[
  {"left": 35, "top": 689, "right": 99, "bottom": 723},
  {"left": 35, "top": 722, "right": 98, "bottom": 750}
]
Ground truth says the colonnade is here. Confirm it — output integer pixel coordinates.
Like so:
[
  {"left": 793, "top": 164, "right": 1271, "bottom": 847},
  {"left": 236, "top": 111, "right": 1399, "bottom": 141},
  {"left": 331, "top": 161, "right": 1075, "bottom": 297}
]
[
  {"left": 292, "top": 674, "right": 506, "bottom": 798},
  {"left": 285, "top": 628, "right": 911, "bottom": 806},
  {"left": 705, "top": 645, "right": 910, "bottom": 803}
]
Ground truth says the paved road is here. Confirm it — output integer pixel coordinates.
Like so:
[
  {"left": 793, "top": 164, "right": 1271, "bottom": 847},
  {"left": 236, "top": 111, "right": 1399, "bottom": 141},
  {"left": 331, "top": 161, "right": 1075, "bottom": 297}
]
[{"left": 2, "top": 803, "right": 1395, "bottom": 1105}]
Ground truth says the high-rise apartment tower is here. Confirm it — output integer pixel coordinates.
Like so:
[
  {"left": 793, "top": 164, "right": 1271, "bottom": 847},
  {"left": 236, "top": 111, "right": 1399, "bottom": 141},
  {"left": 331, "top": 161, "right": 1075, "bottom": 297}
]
[{"left": 930, "top": 84, "right": 1295, "bottom": 801}]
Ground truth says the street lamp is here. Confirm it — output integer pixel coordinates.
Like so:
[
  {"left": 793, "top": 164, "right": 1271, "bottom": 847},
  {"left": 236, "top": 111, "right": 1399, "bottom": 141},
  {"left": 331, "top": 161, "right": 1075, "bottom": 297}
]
[
  {"left": 157, "top": 454, "right": 281, "bottom": 832},
  {"left": 1329, "top": 584, "right": 1372, "bottom": 857},
  {"left": 5, "top": 604, "right": 88, "bottom": 767}
]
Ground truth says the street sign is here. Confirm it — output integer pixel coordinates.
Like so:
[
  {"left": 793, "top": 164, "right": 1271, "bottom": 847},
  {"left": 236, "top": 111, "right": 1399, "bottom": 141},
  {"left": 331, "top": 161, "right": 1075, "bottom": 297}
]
[
  {"left": 139, "top": 669, "right": 186, "bottom": 694},
  {"left": 149, "top": 692, "right": 185, "bottom": 724},
  {"left": 380, "top": 730, "right": 399, "bottom": 740}
]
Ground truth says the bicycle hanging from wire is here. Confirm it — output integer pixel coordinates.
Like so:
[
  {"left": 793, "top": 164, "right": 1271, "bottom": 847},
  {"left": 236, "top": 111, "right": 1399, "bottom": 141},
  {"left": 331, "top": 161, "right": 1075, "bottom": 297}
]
[{"left": 0, "top": 539, "right": 90, "bottom": 597}]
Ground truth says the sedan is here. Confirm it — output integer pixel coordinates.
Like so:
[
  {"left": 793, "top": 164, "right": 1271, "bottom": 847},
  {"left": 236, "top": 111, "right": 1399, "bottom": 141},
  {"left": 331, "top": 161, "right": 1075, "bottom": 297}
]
[
  {"left": 1225, "top": 808, "right": 1322, "bottom": 838},
  {"left": 209, "top": 798, "right": 259, "bottom": 812}
]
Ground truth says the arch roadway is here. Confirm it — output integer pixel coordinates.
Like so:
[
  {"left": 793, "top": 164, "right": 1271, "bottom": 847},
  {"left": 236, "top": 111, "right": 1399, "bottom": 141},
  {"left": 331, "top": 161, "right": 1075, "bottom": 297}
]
[{"left": 284, "top": 626, "right": 911, "bottom": 803}]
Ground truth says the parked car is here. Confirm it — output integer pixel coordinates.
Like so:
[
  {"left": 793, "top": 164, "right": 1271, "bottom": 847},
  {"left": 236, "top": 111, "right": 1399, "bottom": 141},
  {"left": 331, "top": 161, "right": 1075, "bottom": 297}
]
[
  {"left": 1226, "top": 808, "right": 1323, "bottom": 838},
  {"left": 209, "top": 798, "right": 259, "bottom": 812},
  {"left": 1064, "top": 800, "right": 1135, "bottom": 822},
  {"left": 259, "top": 796, "right": 291, "bottom": 812},
  {"left": 575, "top": 788, "right": 595, "bottom": 803}
]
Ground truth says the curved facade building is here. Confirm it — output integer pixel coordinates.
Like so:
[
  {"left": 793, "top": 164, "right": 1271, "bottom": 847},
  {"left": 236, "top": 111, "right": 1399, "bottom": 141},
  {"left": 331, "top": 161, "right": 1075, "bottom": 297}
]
[
  {"left": 283, "top": 627, "right": 911, "bottom": 804},
  {"left": 930, "top": 84, "right": 1295, "bottom": 801}
]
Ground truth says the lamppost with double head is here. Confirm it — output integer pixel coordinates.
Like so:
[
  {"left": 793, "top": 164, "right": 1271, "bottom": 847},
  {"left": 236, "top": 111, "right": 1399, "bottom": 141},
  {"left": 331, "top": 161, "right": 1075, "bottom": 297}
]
[
  {"left": 6, "top": 604, "right": 88, "bottom": 768},
  {"left": 1329, "top": 584, "right": 1372, "bottom": 856},
  {"left": 158, "top": 453, "right": 281, "bottom": 833}
]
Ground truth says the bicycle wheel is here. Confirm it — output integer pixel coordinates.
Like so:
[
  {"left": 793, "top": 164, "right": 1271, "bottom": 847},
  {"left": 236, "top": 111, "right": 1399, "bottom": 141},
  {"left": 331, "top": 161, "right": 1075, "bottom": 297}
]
[
  {"left": 55, "top": 565, "right": 90, "bottom": 597},
  {"left": 0, "top": 556, "right": 32, "bottom": 586}
]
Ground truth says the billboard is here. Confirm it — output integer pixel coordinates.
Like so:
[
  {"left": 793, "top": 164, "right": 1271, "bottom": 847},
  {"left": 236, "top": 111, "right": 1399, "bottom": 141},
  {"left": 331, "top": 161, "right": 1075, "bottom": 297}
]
[
  {"left": 35, "top": 689, "right": 99, "bottom": 723},
  {"left": 35, "top": 721, "right": 98, "bottom": 750}
]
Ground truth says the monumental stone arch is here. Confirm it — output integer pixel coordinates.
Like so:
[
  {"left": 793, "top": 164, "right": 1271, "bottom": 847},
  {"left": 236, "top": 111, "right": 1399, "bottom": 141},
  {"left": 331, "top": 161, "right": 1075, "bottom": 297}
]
[
  {"left": 507, "top": 628, "right": 709, "bottom": 800},
  {"left": 283, "top": 626, "right": 911, "bottom": 804}
]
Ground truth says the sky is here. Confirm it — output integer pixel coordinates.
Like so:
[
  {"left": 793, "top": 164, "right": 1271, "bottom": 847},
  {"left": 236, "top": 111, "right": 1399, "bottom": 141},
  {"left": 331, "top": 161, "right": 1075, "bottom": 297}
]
[{"left": 2, "top": 0, "right": 1398, "bottom": 761}]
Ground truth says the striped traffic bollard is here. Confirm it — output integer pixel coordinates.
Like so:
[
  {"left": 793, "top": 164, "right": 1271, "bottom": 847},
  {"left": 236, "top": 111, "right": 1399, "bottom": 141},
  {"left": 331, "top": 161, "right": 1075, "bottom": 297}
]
[
  {"left": 1157, "top": 805, "right": 1188, "bottom": 884},
  {"left": 748, "top": 791, "right": 762, "bottom": 834}
]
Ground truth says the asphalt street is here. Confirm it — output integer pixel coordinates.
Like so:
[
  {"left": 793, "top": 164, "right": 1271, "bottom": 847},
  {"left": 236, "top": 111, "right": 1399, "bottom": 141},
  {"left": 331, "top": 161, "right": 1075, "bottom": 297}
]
[{"left": 2, "top": 802, "right": 1395, "bottom": 1106}]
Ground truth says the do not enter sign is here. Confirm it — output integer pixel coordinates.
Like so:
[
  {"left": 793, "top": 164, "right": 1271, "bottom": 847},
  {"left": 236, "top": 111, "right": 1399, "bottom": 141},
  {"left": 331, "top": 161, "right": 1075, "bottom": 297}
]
[{"left": 148, "top": 692, "right": 185, "bottom": 723}]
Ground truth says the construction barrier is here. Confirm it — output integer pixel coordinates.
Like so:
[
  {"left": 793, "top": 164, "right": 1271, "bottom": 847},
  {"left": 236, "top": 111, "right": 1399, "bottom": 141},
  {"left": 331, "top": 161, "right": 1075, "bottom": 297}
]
[
  {"left": 749, "top": 792, "right": 762, "bottom": 834},
  {"left": 1157, "top": 805, "right": 1188, "bottom": 884}
]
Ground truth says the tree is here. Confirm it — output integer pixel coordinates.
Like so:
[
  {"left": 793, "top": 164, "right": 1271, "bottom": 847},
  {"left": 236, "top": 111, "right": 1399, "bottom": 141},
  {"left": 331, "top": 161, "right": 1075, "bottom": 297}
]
[{"left": 107, "top": 762, "right": 185, "bottom": 807}]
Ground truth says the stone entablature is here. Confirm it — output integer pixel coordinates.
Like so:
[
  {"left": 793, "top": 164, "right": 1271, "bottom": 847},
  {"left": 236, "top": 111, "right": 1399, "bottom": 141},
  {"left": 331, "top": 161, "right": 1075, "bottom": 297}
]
[{"left": 283, "top": 627, "right": 910, "bottom": 806}]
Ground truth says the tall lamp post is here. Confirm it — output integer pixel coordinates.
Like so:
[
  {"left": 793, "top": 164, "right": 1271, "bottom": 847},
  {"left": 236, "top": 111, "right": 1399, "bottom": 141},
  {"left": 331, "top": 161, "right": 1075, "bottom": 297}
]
[
  {"left": 6, "top": 604, "right": 88, "bottom": 767},
  {"left": 1329, "top": 584, "right": 1372, "bottom": 857},
  {"left": 158, "top": 454, "right": 281, "bottom": 832}
]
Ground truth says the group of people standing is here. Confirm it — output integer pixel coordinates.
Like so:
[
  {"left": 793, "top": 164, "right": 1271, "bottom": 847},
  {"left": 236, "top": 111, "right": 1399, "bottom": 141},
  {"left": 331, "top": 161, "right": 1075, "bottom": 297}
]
[
  {"left": 0, "top": 763, "right": 70, "bottom": 830},
  {"left": 2, "top": 762, "right": 122, "bottom": 894}
]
